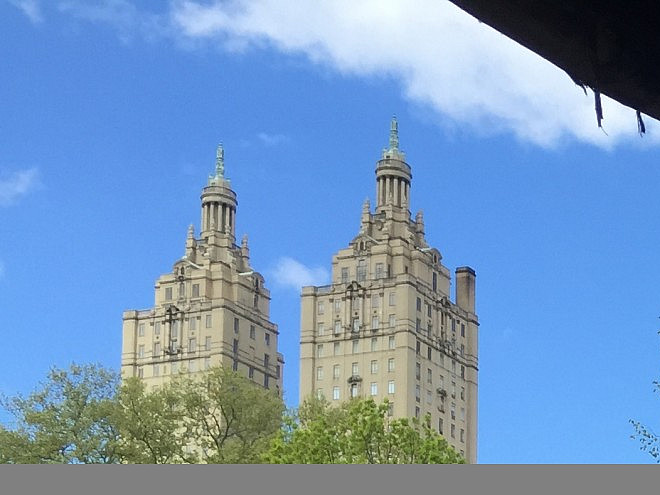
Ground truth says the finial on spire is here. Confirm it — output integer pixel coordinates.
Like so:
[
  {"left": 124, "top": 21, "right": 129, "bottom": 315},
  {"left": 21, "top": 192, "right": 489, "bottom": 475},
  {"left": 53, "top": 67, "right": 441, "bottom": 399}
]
[
  {"left": 389, "top": 116, "right": 399, "bottom": 151},
  {"left": 187, "top": 224, "right": 194, "bottom": 238},
  {"left": 215, "top": 143, "right": 225, "bottom": 178}
]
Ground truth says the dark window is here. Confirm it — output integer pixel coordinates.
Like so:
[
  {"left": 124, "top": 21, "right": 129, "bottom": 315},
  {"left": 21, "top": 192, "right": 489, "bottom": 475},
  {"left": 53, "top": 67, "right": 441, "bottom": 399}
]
[
  {"left": 416, "top": 341, "right": 421, "bottom": 355},
  {"left": 427, "top": 346, "right": 432, "bottom": 360},
  {"left": 432, "top": 272, "right": 437, "bottom": 291},
  {"left": 461, "top": 324, "right": 465, "bottom": 337},
  {"left": 234, "top": 318, "right": 239, "bottom": 334},
  {"left": 233, "top": 339, "right": 238, "bottom": 354},
  {"left": 416, "top": 297, "right": 421, "bottom": 311}
]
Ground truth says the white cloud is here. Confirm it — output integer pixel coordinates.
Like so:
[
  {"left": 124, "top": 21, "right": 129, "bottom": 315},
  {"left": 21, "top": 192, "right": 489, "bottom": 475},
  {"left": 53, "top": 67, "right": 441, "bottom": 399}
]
[
  {"left": 270, "top": 257, "right": 329, "bottom": 290},
  {"left": 170, "top": 0, "right": 660, "bottom": 148},
  {"left": 0, "top": 168, "right": 39, "bottom": 206},
  {"left": 257, "top": 132, "right": 288, "bottom": 146},
  {"left": 7, "top": 0, "right": 43, "bottom": 23}
]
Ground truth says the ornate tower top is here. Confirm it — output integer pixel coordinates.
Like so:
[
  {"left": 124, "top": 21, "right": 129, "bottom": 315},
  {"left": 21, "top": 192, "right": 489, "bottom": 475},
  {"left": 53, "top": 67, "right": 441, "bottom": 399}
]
[
  {"left": 208, "top": 144, "right": 228, "bottom": 185},
  {"left": 382, "top": 116, "right": 405, "bottom": 160},
  {"left": 376, "top": 117, "right": 410, "bottom": 210}
]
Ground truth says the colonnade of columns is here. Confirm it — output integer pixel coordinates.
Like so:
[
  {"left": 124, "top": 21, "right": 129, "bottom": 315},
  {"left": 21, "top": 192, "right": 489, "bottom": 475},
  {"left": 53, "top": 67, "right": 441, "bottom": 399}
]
[
  {"left": 201, "top": 201, "right": 235, "bottom": 235},
  {"left": 377, "top": 176, "right": 409, "bottom": 208}
]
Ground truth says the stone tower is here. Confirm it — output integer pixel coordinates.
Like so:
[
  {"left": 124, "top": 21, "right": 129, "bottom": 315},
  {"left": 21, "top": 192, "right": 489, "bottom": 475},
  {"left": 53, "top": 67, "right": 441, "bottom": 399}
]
[
  {"left": 122, "top": 145, "right": 284, "bottom": 394},
  {"left": 299, "top": 119, "right": 478, "bottom": 462}
]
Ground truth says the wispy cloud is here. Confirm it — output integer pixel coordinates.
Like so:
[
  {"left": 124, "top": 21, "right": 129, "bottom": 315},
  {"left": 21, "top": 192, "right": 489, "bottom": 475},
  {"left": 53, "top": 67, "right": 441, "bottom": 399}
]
[
  {"left": 7, "top": 0, "right": 43, "bottom": 23},
  {"left": 170, "top": 0, "right": 659, "bottom": 149},
  {"left": 0, "top": 168, "right": 40, "bottom": 206},
  {"left": 257, "top": 132, "right": 288, "bottom": 147},
  {"left": 270, "top": 257, "right": 329, "bottom": 290}
]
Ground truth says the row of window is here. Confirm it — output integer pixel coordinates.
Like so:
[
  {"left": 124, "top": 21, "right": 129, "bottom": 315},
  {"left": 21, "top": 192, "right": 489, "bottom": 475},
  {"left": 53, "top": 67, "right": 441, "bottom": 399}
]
[
  {"left": 316, "top": 358, "right": 396, "bottom": 380},
  {"left": 339, "top": 261, "right": 389, "bottom": 284},
  {"left": 234, "top": 318, "right": 271, "bottom": 346},
  {"left": 163, "top": 282, "right": 203, "bottom": 301},
  {"left": 317, "top": 292, "right": 397, "bottom": 315},
  {"left": 137, "top": 314, "right": 214, "bottom": 339},
  {"left": 414, "top": 340, "right": 467, "bottom": 378},
  {"left": 316, "top": 335, "right": 396, "bottom": 358}
]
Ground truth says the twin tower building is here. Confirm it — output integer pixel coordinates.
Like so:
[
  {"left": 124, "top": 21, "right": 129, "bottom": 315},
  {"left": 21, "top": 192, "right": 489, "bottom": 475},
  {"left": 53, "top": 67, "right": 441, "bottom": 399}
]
[{"left": 121, "top": 119, "right": 479, "bottom": 462}]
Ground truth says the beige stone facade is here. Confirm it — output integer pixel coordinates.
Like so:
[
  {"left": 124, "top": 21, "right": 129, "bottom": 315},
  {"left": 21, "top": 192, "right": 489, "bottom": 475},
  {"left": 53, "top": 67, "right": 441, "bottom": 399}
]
[
  {"left": 122, "top": 146, "right": 284, "bottom": 395},
  {"left": 299, "top": 119, "right": 479, "bottom": 462}
]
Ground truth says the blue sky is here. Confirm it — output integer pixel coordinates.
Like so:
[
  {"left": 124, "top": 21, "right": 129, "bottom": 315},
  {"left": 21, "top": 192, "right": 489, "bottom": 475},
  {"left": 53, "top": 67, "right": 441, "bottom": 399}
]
[{"left": 2, "top": 0, "right": 660, "bottom": 463}]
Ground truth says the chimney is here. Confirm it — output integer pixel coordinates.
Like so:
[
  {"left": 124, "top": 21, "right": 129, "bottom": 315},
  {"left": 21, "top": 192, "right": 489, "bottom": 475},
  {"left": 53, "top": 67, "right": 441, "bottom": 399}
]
[{"left": 455, "top": 266, "right": 476, "bottom": 314}]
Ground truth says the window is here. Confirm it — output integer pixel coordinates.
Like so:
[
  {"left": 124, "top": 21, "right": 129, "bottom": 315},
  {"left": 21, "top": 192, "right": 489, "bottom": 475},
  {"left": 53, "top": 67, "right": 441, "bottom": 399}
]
[
  {"left": 317, "top": 366, "right": 324, "bottom": 380},
  {"left": 460, "top": 429, "right": 465, "bottom": 443},
  {"left": 388, "top": 380, "right": 395, "bottom": 394},
  {"left": 165, "top": 287, "right": 172, "bottom": 300},
  {"left": 371, "top": 338, "right": 378, "bottom": 351},
  {"left": 388, "top": 358, "right": 395, "bottom": 372},
  {"left": 375, "top": 263, "right": 384, "bottom": 279},
  {"left": 250, "top": 325, "right": 256, "bottom": 339},
  {"left": 317, "top": 344, "right": 324, "bottom": 357},
  {"left": 439, "top": 376, "right": 445, "bottom": 389},
  {"left": 438, "top": 418, "right": 444, "bottom": 435},
  {"left": 416, "top": 340, "right": 421, "bottom": 355},
  {"left": 461, "top": 387, "right": 465, "bottom": 400},
  {"left": 388, "top": 402, "right": 394, "bottom": 417},
  {"left": 249, "top": 367, "right": 255, "bottom": 379},
  {"left": 372, "top": 294, "right": 380, "bottom": 308},
  {"left": 461, "top": 365, "right": 465, "bottom": 379},
  {"left": 460, "top": 407, "right": 465, "bottom": 421},
  {"left": 264, "top": 354, "right": 270, "bottom": 369},
  {"left": 189, "top": 360, "right": 196, "bottom": 373},
  {"left": 138, "top": 324, "right": 145, "bottom": 337},
  {"left": 153, "top": 364, "right": 159, "bottom": 377},
  {"left": 451, "top": 402, "right": 456, "bottom": 420},
  {"left": 352, "top": 340, "right": 358, "bottom": 354},
  {"left": 264, "top": 374, "right": 269, "bottom": 388},
  {"left": 318, "top": 301, "right": 324, "bottom": 315},
  {"left": 451, "top": 318, "right": 456, "bottom": 332},
  {"left": 416, "top": 297, "right": 422, "bottom": 311},
  {"left": 427, "top": 304, "right": 432, "bottom": 318},
  {"left": 370, "top": 382, "right": 378, "bottom": 396},
  {"left": 389, "top": 292, "right": 396, "bottom": 306},
  {"left": 341, "top": 267, "right": 349, "bottom": 284},
  {"left": 154, "top": 342, "right": 161, "bottom": 356},
  {"left": 439, "top": 353, "right": 444, "bottom": 366},
  {"left": 415, "top": 406, "right": 420, "bottom": 418},
  {"left": 460, "top": 344, "right": 464, "bottom": 356},
  {"left": 427, "top": 368, "right": 432, "bottom": 384},
  {"left": 334, "top": 299, "right": 341, "bottom": 312},
  {"left": 426, "top": 389, "right": 432, "bottom": 404},
  {"left": 333, "top": 342, "right": 340, "bottom": 355},
  {"left": 137, "top": 367, "right": 144, "bottom": 378},
  {"left": 452, "top": 360, "right": 456, "bottom": 373},
  {"left": 416, "top": 318, "right": 421, "bottom": 333},
  {"left": 333, "top": 364, "right": 340, "bottom": 379},
  {"left": 204, "top": 357, "right": 211, "bottom": 370},
  {"left": 357, "top": 260, "right": 367, "bottom": 281},
  {"left": 234, "top": 318, "right": 239, "bottom": 334},
  {"left": 333, "top": 386, "right": 340, "bottom": 400},
  {"left": 389, "top": 314, "right": 396, "bottom": 328},
  {"left": 317, "top": 323, "right": 325, "bottom": 336},
  {"left": 265, "top": 333, "right": 271, "bottom": 346},
  {"left": 416, "top": 362, "right": 421, "bottom": 380},
  {"left": 205, "top": 314, "right": 212, "bottom": 328},
  {"left": 316, "top": 388, "right": 323, "bottom": 399},
  {"left": 388, "top": 335, "right": 395, "bottom": 349},
  {"left": 415, "top": 385, "right": 420, "bottom": 402},
  {"left": 205, "top": 336, "right": 212, "bottom": 351},
  {"left": 451, "top": 424, "right": 456, "bottom": 438},
  {"left": 350, "top": 384, "right": 358, "bottom": 398},
  {"left": 233, "top": 339, "right": 239, "bottom": 354},
  {"left": 371, "top": 316, "right": 379, "bottom": 331},
  {"left": 334, "top": 320, "right": 341, "bottom": 335},
  {"left": 427, "top": 346, "right": 432, "bottom": 360},
  {"left": 188, "top": 338, "right": 196, "bottom": 353},
  {"left": 433, "top": 272, "right": 437, "bottom": 292},
  {"left": 155, "top": 322, "right": 161, "bottom": 336},
  {"left": 192, "top": 283, "right": 199, "bottom": 297},
  {"left": 452, "top": 381, "right": 456, "bottom": 398},
  {"left": 190, "top": 317, "right": 196, "bottom": 331},
  {"left": 138, "top": 345, "right": 144, "bottom": 358},
  {"left": 352, "top": 318, "right": 360, "bottom": 333},
  {"left": 352, "top": 362, "right": 359, "bottom": 376},
  {"left": 461, "top": 323, "right": 465, "bottom": 337},
  {"left": 171, "top": 321, "right": 178, "bottom": 340},
  {"left": 370, "top": 360, "right": 378, "bottom": 374}
]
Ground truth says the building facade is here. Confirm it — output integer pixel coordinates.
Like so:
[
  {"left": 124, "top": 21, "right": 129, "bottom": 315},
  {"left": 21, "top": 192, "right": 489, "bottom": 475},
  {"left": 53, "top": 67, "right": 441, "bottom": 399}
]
[
  {"left": 299, "top": 119, "right": 479, "bottom": 462},
  {"left": 122, "top": 146, "right": 284, "bottom": 395}
]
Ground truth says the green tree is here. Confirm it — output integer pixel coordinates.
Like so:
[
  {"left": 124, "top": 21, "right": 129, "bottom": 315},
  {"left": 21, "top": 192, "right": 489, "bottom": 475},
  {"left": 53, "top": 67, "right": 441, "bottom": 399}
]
[
  {"left": 265, "top": 397, "right": 464, "bottom": 464},
  {"left": 174, "top": 367, "right": 285, "bottom": 463},
  {"left": 630, "top": 380, "right": 660, "bottom": 462},
  {"left": 0, "top": 363, "right": 121, "bottom": 464}
]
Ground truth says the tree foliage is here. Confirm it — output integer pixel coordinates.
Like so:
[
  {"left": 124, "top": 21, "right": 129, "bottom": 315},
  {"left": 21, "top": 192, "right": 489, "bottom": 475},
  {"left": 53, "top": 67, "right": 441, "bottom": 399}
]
[
  {"left": 630, "top": 380, "right": 660, "bottom": 462},
  {"left": 265, "top": 397, "right": 464, "bottom": 464}
]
